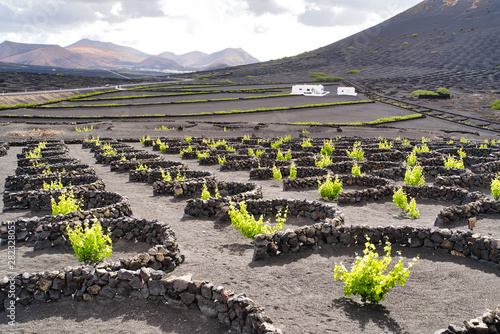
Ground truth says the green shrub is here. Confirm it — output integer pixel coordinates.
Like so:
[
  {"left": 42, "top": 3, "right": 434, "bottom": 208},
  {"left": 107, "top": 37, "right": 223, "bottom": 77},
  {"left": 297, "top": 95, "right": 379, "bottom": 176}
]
[
  {"left": 321, "top": 139, "right": 335, "bottom": 156},
  {"left": 406, "top": 151, "right": 417, "bottom": 167},
  {"left": 272, "top": 165, "right": 282, "bottom": 182},
  {"left": 347, "top": 69, "right": 360, "bottom": 74},
  {"left": 334, "top": 238, "right": 419, "bottom": 305},
  {"left": 491, "top": 174, "right": 500, "bottom": 200},
  {"left": 318, "top": 175, "right": 343, "bottom": 201},
  {"left": 351, "top": 162, "right": 363, "bottom": 176},
  {"left": 197, "top": 151, "right": 210, "bottom": 160},
  {"left": 66, "top": 219, "right": 112, "bottom": 265},
  {"left": 443, "top": 155, "right": 464, "bottom": 168},
  {"left": 402, "top": 42, "right": 409, "bottom": 46},
  {"left": 43, "top": 177, "right": 64, "bottom": 190},
  {"left": 413, "top": 144, "right": 430, "bottom": 153},
  {"left": 180, "top": 146, "right": 193, "bottom": 156},
  {"left": 404, "top": 165, "right": 425, "bottom": 186},
  {"left": 201, "top": 183, "right": 210, "bottom": 200},
  {"left": 460, "top": 137, "right": 470, "bottom": 143},
  {"left": 218, "top": 156, "right": 226, "bottom": 165},
  {"left": 228, "top": 201, "right": 286, "bottom": 239},
  {"left": 139, "top": 135, "right": 151, "bottom": 145},
  {"left": 51, "top": 190, "right": 82, "bottom": 215},
  {"left": 378, "top": 140, "right": 393, "bottom": 149},
  {"left": 276, "top": 149, "right": 292, "bottom": 161},
  {"left": 75, "top": 125, "right": 93, "bottom": 132},
  {"left": 159, "top": 142, "right": 169, "bottom": 153},
  {"left": 136, "top": 163, "right": 149, "bottom": 170},
  {"left": 401, "top": 139, "right": 411, "bottom": 146},
  {"left": 315, "top": 154, "right": 333, "bottom": 167},
  {"left": 437, "top": 87, "right": 450, "bottom": 94},
  {"left": 301, "top": 137, "right": 312, "bottom": 148},
  {"left": 393, "top": 187, "right": 420, "bottom": 219},
  {"left": 412, "top": 33, "right": 418, "bottom": 37},
  {"left": 289, "top": 163, "right": 297, "bottom": 179},
  {"left": 270, "top": 141, "right": 282, "bottom": 149},
  {"left": 346, "top": 142, "right": 364, "bottom": 161},
  {"left": 160, "top": 168, "right": 172, "bottom": 181},
  {"left": 184, "top": 136, "right": 192, "bottom": 143},
  {"left": 457, "top": 147, "right": 466, "bottom": 158}
]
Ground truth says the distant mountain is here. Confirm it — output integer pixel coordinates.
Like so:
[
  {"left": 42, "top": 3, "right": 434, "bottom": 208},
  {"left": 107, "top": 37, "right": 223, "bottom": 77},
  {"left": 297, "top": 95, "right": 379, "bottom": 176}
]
[
  {"left": 135, "top": 56, "right": 184, "bottom": 71},
  {"left": 0, "top": 39, "right": 259, "bottom": 72},
  {"left": 0, "top": 43, "right": 92, "bottom": 68},
  {"left": 0, "top": 41, "right": 50, "bottom": 60},
  {"left": 157, "top": 48, "right": 259, "bottom": 69},
  {"left": 67, "top": 39, "right": 151, "bottom": 59},
  {"left": 158, "top": 50, "right": 208, "bottom": 67},
  {"left": 66, "top": 39, "right": 149, "bottom": 67}
]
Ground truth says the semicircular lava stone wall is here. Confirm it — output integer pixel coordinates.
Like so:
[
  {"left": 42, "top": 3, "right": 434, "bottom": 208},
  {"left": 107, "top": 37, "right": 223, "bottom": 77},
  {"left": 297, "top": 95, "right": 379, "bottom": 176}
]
[{"left": 184, "top": 181, "right": 263, "bottom": 218}]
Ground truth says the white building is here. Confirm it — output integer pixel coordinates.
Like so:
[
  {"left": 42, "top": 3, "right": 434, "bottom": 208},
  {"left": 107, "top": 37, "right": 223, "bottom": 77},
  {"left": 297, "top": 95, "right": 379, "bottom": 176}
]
[
  {"left": 337, "top": 87, "right": 357, "bottom": 96},
  {"left": 290, "top": 84, "right": 330, "bottom": 97}
]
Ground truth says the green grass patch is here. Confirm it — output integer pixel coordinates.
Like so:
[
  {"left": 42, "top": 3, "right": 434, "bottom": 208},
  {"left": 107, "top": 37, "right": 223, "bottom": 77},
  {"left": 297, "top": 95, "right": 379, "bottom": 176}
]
[
  {"left": 490, "top": 100, "right": 500, "bottom": 110},
  {"left": 410, "top": 90, "right": 439, "bottom": 98},
  {"left": 347, "top": 70, "right": 360, "bottom": 74}
]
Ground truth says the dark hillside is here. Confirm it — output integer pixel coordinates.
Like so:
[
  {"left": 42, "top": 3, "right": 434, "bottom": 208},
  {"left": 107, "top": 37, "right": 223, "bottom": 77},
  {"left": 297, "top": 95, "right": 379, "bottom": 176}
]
[{"left": 194, "top": 0, "right": 499, "bottom": 91}]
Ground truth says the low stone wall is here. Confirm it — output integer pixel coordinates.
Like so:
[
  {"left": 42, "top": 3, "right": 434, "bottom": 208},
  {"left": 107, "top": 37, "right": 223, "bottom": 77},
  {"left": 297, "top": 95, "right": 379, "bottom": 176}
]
[
  {"left": 434, "top": 307, "right": 500, "bottom": 334},
  {"left": 15, "top": 163, "right": 91, "bottom": 176},
  {"left": 16, "top": 149, "right": 68, "bottom": 159},
  {"left": 153, "top": 176, "right": 217, "bottom": 197},
  {"left": 0, "top": 267, "right": 282, "bottom": 333},
  {"left": 326, "top": 161, "right": 401, "bottom": 174},
  {"left": 184, "top": 182, "right": 263, "bottom": 218},
  {"left": 2, "top": 191, "right": 132, "bottom": 225},
  {"left": 471, "top": 161, "right": 500, "bottom": 174},
  {"left": 220, "top": 157, "right": 259, "bottom": 171},
  {"left": 337, "top": 175, "right": 395, "bottom": 204},
  {"left": 4, "top": 170, "right": 98, "bottom": 191},
  {"left": 402, "top": 185, "right": 484, "bottom": 205},
  {"left": 367, "top": 150, "right": 407, "bottom": 162},
  {"left": 3, "top": 180, "right": 106, "bottom": 211},
  {"left": 294, "top": 156, "right": 351, "bottom": 167},
  {"left": 195, "top": 154, "right": 247, "bottom": 165},
  {"left": 156, "top": 146, "right": 182, "bottom": 154},
  {"left": 95, "top": 152, "right": 159, "bottom": 165},
  {"left": 109, "top": 159, "right": 183, "bottom": 173},
  {"left": 435, "top": 173, "right": 494, "bottom": 189},
  {"left": 0, "top": 216, "right": 183, "bottom": 271},
  {"left": 253, "top": 224, "right": 500, "bottom": 266},
  {"left": 250, "top": 166, "right": 328, "bottom": 180},
  {"left": 282, "top": 174, "right": 393, "bottom": 193},
  {"left": 0, "top": 143, "right": 8, "bottom": 157},
  {"left": 17, "top": 156, "right": 75, "bottom": 167},
  {"left": 424, "top": 165, "right": 468, "bottom": 177},
  {"left": 131, "top": 169, "right": 213, "bottom": 184},
  {"left": 21, "top": 143, "right": 67, "bottom": 153},
  {"left": 237, "top": 198, "right": 345, "bottom": 226}
]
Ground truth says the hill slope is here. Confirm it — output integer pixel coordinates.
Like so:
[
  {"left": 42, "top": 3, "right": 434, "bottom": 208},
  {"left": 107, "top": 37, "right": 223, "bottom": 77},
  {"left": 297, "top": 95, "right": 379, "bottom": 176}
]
[{"left": 203, "top": 0, "right": 499, "bottom": 90}]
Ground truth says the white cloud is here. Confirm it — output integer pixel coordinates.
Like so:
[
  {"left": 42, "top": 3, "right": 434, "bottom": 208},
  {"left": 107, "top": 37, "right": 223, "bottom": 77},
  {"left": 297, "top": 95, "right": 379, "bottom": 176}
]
[{"left": 0, "top": 0, "right": 422, "bottom": 61}]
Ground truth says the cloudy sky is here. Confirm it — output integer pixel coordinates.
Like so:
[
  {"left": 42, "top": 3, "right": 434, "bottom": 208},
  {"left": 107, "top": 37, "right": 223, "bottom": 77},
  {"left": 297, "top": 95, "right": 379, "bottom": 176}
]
[{"left": 0, "top": 0, "right": 422, "bottom": 61}]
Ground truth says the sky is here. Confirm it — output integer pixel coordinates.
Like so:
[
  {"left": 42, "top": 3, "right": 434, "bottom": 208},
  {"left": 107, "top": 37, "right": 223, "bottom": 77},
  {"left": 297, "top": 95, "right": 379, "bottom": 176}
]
[{"left": 0, "top": 0, "right": 422, "bottom": 61}]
